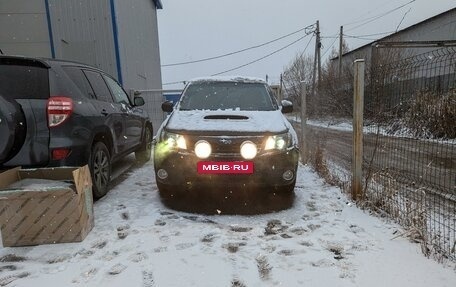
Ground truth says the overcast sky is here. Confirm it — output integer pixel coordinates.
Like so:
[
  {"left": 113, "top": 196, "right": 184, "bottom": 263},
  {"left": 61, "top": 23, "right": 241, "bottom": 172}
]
[{"left": 157, "top": 0, "right": 455, "bottom": 89}]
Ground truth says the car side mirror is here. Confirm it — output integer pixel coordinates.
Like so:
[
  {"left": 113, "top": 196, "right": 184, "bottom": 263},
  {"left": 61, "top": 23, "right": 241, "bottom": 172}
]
[
  {"left": 134, "top": 96, "right": 145, "bottom": 106},
  {"left": 281, "top": 100, "right": 293, "bottom": 114},
  {"left": 161, "top": 100, "right": 174, "bottom": 113}
]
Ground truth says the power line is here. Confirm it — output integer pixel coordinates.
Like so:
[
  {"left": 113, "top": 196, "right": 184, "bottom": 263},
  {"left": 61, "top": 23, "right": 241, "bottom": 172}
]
[
  {"left": 211, "top": 34, "right": 314, "bottom": 76},
  {"left": 345, "top": 31, "right": 395, "bottom": 38},
  {"left": 395, "top": 7, "right": 412, "bottom": 32},
  {"left": 342, "top": 0, "right": 399, "bottom": 26},
  {"left": 345, "top": 0, "right": 416, "bottom": 32},
  {"left": 163, "top": 34, "right": 315, "bottom": 85},
  {"left": 321, "top": 35, "right": 338, "bottom": 39},
  {"left": 321, "top": 36, "right": 338, "bottom": 58},
  {"left": 344, "top": 35, "right": 382, "bottom": 41},
  {"left": 343, "top": 31, "right": 397, "bottom": 41},
  {"left": 161, "top": 23, "right": 316, "bottom": 67}
]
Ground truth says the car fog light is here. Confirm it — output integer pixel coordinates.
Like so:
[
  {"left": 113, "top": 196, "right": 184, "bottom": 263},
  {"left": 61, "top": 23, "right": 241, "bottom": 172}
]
[
  {"left": 157, "top": 169, "right": 168, "bottom": 179},
  {"left": 282, "top": 170, "right": 294, "bottom": 181},
  {"left": 195, "top": 140, "right": 212, "bottom": 159},
  {"left": 240, "top": 141, "right": 257, "bottom": 159}
]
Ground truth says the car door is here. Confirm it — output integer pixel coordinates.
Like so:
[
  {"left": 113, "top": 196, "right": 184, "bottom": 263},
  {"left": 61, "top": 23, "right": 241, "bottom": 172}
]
[
  {"left": 102, "top": 75, "right": 143, "bottom": 149},
  {"left": 83, "top": 70, "right": 127, "bottom": 155}
]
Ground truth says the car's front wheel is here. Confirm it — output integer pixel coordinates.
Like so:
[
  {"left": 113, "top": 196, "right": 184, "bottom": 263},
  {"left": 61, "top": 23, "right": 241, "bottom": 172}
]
[{"left": 90, "top": 142, "right": 111, "bottom": 199}]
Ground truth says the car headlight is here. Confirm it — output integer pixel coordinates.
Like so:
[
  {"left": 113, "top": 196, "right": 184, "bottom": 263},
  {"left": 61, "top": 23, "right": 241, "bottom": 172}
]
[
  {"left": 162, "top": 131, "right": 187, "bottom": 150},
  {"left": 264, "top": 133, "right": 291, "bottom": 151},
  {"left": 194, "top": 140, "right": 212, "bottom": 159},
  {"left": 240, "top": 141, "right": 257, "bottom": 159}
]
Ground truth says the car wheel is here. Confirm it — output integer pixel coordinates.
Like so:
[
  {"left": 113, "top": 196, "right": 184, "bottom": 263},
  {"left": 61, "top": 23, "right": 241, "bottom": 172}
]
[
  {"left": 135, "top": 126, "right": 152, "bottom": 163},
  {"left": 90, "top": 142, "right": 111, "bottom": 199},
  {"left": 0, "top": 97, "right": 27, "bottom": 164}
]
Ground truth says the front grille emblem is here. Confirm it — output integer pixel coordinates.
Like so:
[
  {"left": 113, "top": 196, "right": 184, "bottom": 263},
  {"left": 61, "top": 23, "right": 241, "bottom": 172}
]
[{"left": 219, "top": 138, "right": 232, "bottom": 145}]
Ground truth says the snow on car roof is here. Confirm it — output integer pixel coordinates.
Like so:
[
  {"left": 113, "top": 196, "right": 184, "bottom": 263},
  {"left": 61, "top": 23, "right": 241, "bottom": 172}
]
[{"left": 188, "top": 76, "right": 267, "bottom": 84}]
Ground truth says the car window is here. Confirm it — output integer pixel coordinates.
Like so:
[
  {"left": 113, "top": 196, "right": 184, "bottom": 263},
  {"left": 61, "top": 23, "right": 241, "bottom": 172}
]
[
  {"left": 103, "top": 75, "right": 131, "bottom": 105},
  {"left": 179, "top": 82, "right": 276, "bottom": 111},
  {"left": 62, "top": 67, "right": 95, "bottom": 99},
  {"left": 0, "top": 65, "right": 49, "bottom": 100},
  {"left": 83, "top": 70, "right": 113, "bottom": 103}
]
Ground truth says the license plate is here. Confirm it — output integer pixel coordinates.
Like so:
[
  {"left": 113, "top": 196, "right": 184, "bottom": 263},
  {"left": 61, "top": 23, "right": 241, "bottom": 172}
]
[{"left": 197, "top": 161, "right": 254, "bottom": 174}]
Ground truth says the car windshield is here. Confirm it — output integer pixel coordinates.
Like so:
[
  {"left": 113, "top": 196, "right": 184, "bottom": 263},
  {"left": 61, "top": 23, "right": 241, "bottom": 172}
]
[{"left": 179, "top": 81, "right": 277, "bottom": 111}]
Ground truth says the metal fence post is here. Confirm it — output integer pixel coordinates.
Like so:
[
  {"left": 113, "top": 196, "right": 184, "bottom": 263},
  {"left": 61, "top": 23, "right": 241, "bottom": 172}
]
[
  {"left": 352, "top": 59, "right": 365, "bottom": 201},
  {"left": 300, "top": 81, "right": 307, "bottom": 164}
]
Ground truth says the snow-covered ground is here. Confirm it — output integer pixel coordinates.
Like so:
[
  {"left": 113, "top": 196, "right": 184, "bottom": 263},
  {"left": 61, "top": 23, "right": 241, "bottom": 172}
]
[
  {"left": 1, "top": 160, "right": 455, "bottom": 287},
  {"left": 289, "top": 115, "right": 456, "bottom": 144}
]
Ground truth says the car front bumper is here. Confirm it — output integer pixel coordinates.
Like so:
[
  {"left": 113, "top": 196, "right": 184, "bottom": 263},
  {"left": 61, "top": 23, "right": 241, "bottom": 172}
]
[{"left": 154, "top": 147, "right": 299, "bottom": 190}]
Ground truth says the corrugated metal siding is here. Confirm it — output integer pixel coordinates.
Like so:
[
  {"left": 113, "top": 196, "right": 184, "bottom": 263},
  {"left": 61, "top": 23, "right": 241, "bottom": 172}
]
[
  {"left": 48, "top": 0, "right": 118, "bottom": 79},
  {"left": 114, "top": 0, "right": 162, "bottom": 91},
  {"left": 387, "top": 9, "right": 456, "bottom": 56},
  {"left": 114, "top": 0, "right": 163, "bottom": 129},
  {"left": 390, "top": 9, "right": 456, "bottom": 42},
  {"left": 0, "top": 0, "right": 51, "bottom": 57},
  {"left": 340, "top": 9, "right": 456, "bottom": 63}
]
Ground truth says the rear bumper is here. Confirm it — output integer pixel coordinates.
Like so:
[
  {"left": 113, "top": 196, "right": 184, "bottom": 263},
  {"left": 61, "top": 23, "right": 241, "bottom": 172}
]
[
  {"left": 154, "top": 147, "right": 299, "bottom": 189},
  {"left": 2, "top": 135, "right": 92, "bottom": 169},
  {"left": 47, "top": 143, "right": 91, "bottom": 167}
]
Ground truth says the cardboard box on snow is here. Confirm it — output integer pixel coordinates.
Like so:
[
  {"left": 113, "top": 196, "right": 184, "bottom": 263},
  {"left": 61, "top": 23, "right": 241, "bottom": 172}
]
[{"left": 0, "top": 165, "right": 94, "bottom": 247}]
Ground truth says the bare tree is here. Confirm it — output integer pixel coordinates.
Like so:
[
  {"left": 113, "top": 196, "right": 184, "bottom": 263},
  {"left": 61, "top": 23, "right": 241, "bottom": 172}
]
[
  {"left": 318, "top": 41, "right": 354, "bottom": 118},
  {"left": 282, "top": 53, "right": 313, "bottom": 111}
]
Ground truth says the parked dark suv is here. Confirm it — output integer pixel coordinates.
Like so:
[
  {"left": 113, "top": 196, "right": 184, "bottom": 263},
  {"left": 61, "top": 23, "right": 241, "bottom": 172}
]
[
  {"left": 154, "top": 77, "right": 299, "bottom": 200},
  {"left": 0, "top": 56, "right": 153, "bottom": 198}
]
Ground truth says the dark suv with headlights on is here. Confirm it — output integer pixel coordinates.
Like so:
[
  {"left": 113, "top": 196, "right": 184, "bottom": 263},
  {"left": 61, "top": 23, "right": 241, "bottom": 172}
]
[
  {"left": 0, "top": 55, "right": 153, "bottom": 198},
  {"left": 154, "top": 77, "right": 299, "bottom": 200}
]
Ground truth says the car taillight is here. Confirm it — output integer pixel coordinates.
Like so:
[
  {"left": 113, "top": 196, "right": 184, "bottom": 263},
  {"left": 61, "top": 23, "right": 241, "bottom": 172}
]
[{"left": 47, "top": 96, "right": 73, "bottom": 127}]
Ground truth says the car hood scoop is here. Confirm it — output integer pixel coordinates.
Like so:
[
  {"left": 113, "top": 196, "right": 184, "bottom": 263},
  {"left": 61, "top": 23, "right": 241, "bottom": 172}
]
[
  {"left": 203, "top": 115, "right": 249, "bottom": 120},
  {"left": 166, "top": 110, "right": 290, "bottom": 133}
]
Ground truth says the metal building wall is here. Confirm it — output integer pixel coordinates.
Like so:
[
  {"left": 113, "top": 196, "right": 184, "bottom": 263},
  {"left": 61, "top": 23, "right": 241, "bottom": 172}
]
[
  {"left": 114, "top": 0, "right": 163, "bottom": 91},
  {"left": 114, "top": 0, "right": 163, "bottom": 131},
  {"left": 394, "top": 9, "right": 456, "bottom": 43},
  {"left": 340, "top": 9, "right": 456, "bottom": 64},
  {"left": 47, "top": 0, "right": 118, "bottom": 80},
  {"left": 0, "top": 0, "right": 52, "bottom": 57}
]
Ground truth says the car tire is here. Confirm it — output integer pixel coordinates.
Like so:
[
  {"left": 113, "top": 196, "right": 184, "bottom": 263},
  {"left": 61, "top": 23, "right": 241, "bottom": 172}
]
[
  {"left": 0, "top": 97, "right": 26, "bottom": 164},
  {"left": 135, "top": 126, "right": 152, "bottom": 163},
  {"left": 90, "top": 142, "right": 111, "bottom": 199}
]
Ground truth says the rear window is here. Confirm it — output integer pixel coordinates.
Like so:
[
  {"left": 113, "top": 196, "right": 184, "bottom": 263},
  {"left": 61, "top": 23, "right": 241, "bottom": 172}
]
[{"left": 0, "top": 65, "right": 49, "bottom": 100}]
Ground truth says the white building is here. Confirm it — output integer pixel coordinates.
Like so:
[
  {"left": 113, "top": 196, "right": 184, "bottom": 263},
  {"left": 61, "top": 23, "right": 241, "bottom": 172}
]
[{"left": 0, "top": 0, "right": 163, "bottom": 92}]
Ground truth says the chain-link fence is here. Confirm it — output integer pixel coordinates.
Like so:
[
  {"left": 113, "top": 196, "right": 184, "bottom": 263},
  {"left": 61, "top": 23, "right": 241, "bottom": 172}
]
[
  {"left": 291, "top": 45, "right": 455, "bottom": 261},
  {"left": 365, "top": 47, "right": 455, "bottom": 260}
]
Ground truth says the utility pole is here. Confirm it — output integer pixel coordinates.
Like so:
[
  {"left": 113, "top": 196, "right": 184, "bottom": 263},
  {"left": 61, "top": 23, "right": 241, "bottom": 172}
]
[
  {"left": 265, "top": 74, "right": 269, "bottom": 83},
  {"left": 339, "top": 26, "right": 343, "bottom": 79},
  {"left": 311, "top": 20, "right": 320, "bottom": 99},
  {"left": 317, "top": 21, "right": 321, "bottom": 88},
  {"left": 279, "top": 73, "right": 283, "bottom": 101}
]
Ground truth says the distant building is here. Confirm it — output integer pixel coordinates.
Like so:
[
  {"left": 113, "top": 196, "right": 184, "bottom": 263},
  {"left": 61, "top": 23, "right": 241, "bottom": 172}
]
[
  {"left": 333, "top": 8, "right": 456, "bottom": 65},
  {"left": 0, "top": 0, "right": 163, "bottom": 92}
]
